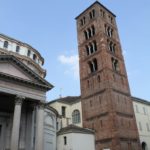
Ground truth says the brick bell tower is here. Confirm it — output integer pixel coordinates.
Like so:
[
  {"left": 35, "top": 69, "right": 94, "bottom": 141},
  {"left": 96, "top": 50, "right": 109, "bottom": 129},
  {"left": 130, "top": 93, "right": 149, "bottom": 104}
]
[{"left": 76, "top": 1, "right": 141, "bottom": 150}]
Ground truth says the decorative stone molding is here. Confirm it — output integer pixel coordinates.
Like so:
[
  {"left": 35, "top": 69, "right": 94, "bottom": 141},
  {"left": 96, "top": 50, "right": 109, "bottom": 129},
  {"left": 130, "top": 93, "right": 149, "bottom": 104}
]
[
  {"left": 37, "top": 101, "right": 46, "bottom": 109},
  {"left": 15, "top": 95, "right": 25, "bottom": 105}
]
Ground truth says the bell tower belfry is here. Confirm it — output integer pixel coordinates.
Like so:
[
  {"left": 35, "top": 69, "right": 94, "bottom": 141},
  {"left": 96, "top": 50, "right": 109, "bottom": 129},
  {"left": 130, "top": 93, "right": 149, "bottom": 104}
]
[{"left": 76, "top": 1, "right": 141, "bottom": 150}]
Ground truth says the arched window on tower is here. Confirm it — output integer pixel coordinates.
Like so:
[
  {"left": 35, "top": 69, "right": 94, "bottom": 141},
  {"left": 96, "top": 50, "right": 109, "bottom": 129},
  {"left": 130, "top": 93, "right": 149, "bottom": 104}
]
[
  {"left": 89, "top": 43, "right": 94, "bottom": 54},
  {"left": 3, "top": 41, "right": 8, "bottom": 49},
  {"left": 93, "top": 40, "right": 97, "bottom": 51},
  {"left": 86, "top": 41, "right": 97, "bottom": 56},
  {"left": 105, "top": 25, "right": 113, "bottom": 38},
  {"left": 111, "top": 57, "right": 119, "bottom": 71},
  {"left": 91, "top": 25, "right": 95, "bottom": 36},
  {"left": 86, "top": 45, "right": 90, "bottom": 56},
  {"left": 84, "top": 30, "right": 88, "bottom": 40},
  {"left": 89, "top": 9, "right": 95, "bottom": 19},
  {"left": 88, "top": 28, "right": 92, "bottom": 38},
  {"left": 109, "top": 41, "right": 116, "bottom": 53},
  {"left": 72, "top": 110, "right": 81, "bottom": 124},
  {"left": 80, "top": 17, "right": 86, "bottom": 26},
  {"left": 88, "top": 58, "right": 98, "bottom": 73}
]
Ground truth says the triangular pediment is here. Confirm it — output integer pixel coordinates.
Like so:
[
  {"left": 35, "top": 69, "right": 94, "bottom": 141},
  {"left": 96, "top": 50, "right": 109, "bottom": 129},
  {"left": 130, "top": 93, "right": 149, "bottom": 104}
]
[
  {"left": 0, "top": 55, "right": 53, "bottom": 91},
  {"left": 0, "top": 62, "right": 33, "bottom": 81}
]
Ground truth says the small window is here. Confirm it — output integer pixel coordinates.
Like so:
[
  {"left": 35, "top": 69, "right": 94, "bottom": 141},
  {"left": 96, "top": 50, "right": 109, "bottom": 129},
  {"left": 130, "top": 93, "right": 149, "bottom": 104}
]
[
  {"left": 84, "top": 30, "right": 88, "bottom": 40},
  {"left": 80, "top": 17, "right": 86, "bottom": 26},
  {"left": 93, "top": 41, "right": 97, "bottom": 51},
  {"left": 27, "top": 50, "right": 31, "bottom": 57},
  {"left": 3, "top": 41, "right": 8, "bottom": 48},
  {"left": 56, "top": 122, "right": 59, "bottom": 130},
  {"left": 88, "top": 58, "right": 98, "bottom": 73},
  {"left": 109, "top": 16, "right": 113, "bottom": 23},
  {"left": 88, "top": 28, "right": 92, "bottom": 38},
  {"left": 61, "top": 106, "right": 66, "bottom": 117},
  {"left": 111, "top": 57, "right": 119, "bottom": 71},
  {"left": 89, "top": 9, "right": 95, "bottom": 19},
  {"left": 91, "top": 25, "right": 95, "bottom": 36},
  {"left": 84, "top": 25, "right": 95, "bottom": 41},
  {"left": 100, "top": 9, "right": 105, "bottom": 18},
  {"left": 86, "top": 41, "right": 97, "bottom": 56},
  {"left": 72, "top": 110, "right": 81, "bottom": 124},
  {"left": 109, "top": 42, "right": 116, "bottom": 53},
  {"left": 86, "top": 45, "right": 90, "bottom": 56},
  {"left": 16, "top": 46, "right": 20, "bottom": 53},
  {"left": 64, "top": 136, "right": 67, "bottom": 145},
  {"left": 33, "top": 54, "right": 37, "bottom": 61}
]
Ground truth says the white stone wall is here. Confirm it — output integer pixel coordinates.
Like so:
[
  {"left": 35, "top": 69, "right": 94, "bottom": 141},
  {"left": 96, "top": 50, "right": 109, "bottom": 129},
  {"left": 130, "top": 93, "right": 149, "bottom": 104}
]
[
  {"left": 57, "top": 133, "right": 95, "bottom": 150},
  {"left": 133, "top": 100, "right": 150, "bottom": 150},
  {"left": 44, "top": 108, "right": 57, "bottom": 150},
  {"left": 0, "top": 36, "right": 43, "bottom": 66},
  {"left": 50, "top": 101, "right": 83, "bottom": 127}
]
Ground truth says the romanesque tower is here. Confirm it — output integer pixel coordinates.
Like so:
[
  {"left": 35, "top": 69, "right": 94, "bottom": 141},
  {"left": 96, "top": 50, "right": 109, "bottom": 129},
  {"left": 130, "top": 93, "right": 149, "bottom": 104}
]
[{"left": 76, "top": 2, "right": 141, "bottom": 150}]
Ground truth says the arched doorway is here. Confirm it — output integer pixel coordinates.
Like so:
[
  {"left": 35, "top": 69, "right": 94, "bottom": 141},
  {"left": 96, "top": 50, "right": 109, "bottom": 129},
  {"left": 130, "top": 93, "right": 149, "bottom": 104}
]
[{"left": 142, "top": 142, "right": 147, "bottom": 150}]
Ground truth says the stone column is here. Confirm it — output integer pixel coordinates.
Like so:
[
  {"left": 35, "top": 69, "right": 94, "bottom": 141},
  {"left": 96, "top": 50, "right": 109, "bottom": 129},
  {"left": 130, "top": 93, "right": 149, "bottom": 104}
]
[
  {"left": 10, "top": 95, "right": 25, "bottom": 150},
  {"left": 35, "top": 101, "right": 45, "bottom": 150}
]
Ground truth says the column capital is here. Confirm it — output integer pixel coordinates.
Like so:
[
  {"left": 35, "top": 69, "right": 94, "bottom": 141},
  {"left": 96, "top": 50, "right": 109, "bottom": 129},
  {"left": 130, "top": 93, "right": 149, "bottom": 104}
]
[
  {"left": 15, "top": 95, "right": 25, "bottom": 105},
  {"left": 37, "top": 101, "right": 46, "bottom": 109}
]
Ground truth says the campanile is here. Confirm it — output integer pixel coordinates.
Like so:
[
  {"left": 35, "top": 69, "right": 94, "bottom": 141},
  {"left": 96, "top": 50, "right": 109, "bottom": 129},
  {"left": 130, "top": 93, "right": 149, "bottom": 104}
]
[{"left": 76, "top": 1, "right": 141, "bottom": 150}]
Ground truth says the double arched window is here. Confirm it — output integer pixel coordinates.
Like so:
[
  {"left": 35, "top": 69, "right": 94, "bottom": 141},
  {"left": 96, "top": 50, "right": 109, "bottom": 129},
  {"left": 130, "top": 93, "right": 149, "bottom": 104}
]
[
  {"left": 108, "top": 41, "right": 116, "bottom": 53},
  {"left": 72, "top": 110, "right": 81, "bottom": 124},
  {"left": 105, "top": 25, "right": 113, "bottom": 37},
  {"left": 86, "top": 41, "right": 97, "bottom": 56},
  {"left": 88, "top": 58, "right": 98, "bottom": 73},
  {"left": 89, "top": 9, "right": 95, "bottom": 19},
  {"left": 84, "top": 25, "right": 95, "bottom": 40},
  {"left": 111, "top": 57, "right": 119, "bottom": 71}
]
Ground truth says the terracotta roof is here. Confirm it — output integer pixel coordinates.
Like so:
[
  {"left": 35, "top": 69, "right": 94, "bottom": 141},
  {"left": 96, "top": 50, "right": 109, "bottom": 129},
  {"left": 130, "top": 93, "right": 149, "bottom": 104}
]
[
  {"left": 57, "top": 124, "right": 94, "bottom": 135},
  {"left": 48, "top": 96, "right": 81, "bottom": 105},
  {"left": 75, "top": 1, "right": 116, "bottom": 20}
]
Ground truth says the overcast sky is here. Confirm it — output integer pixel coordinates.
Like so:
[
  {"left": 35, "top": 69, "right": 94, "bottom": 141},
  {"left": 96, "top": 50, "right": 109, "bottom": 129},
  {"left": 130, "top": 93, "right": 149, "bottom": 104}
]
[{"left": 0, "top": 0, "right": 150, "bottom": 101}]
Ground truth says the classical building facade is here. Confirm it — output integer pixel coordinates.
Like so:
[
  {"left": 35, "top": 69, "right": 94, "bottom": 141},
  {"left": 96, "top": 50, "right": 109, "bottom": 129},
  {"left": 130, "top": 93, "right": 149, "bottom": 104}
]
[
  {"left": 132, "top": 97, "right": 150, "bottom": 150},
  {"left": 0, "top": 34, "right": 57, "bottom": 150},
  {"left": 76, "top": 1, "right": 141, "bottom": 150},
  {"left": 49, "top": 96, "right": 82, "bottom": 128}
]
